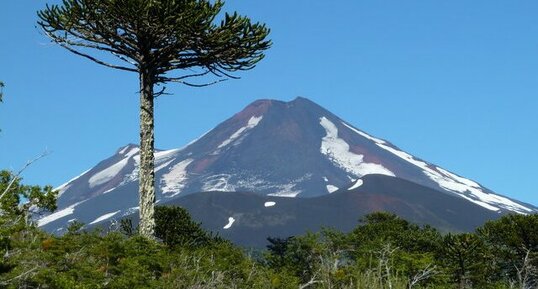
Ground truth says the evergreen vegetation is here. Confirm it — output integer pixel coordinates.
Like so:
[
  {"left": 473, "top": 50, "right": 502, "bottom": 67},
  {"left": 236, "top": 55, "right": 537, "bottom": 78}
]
[
  {"left": 37, "top": 0, "right": 271, "bottom": 238},
  {"left": 1, "top": 171, "right": 537, "bottom": 288}
]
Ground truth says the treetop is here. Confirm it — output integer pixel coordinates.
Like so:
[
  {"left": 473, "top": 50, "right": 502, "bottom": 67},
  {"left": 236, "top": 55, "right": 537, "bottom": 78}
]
[{"left": 37, "top": 0, "right": 271, "bottom": 85}]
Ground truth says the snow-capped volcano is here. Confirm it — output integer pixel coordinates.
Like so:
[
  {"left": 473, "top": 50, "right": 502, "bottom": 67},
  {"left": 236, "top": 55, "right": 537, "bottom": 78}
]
[{"left": 39, "top": 97, "right": 537, "bottom": 233}]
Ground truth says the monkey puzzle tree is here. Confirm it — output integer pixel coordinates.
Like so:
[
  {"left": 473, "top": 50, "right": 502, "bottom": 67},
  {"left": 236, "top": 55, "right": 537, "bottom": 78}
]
[{"left": 37, "top": 0, "right": 271, "bottom": 238}]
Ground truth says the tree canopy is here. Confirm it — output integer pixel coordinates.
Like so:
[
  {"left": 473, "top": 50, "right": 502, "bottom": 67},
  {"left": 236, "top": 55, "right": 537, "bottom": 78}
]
[{"left": 37, "top": 0, "right": 271, "bottom": 87}]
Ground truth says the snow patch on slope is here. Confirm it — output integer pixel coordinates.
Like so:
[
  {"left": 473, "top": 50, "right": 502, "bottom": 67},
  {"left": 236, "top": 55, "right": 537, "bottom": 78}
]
[
  {"left": 118, "top": 146, "right": 130, "bottom": 155},
  {"left": 341, "top": 122, "right": 387, "bottom": 144},
  {"left": 201, "top": 173, "right": 308, "bottom": 198},
  {"left": 341, "top": 120, "right": 533, "bottom": 214},
  {"left": 161, "top": 159, "right": 193, "bottom": 197},
  {"left": 38, "top": 201, "right": 86, "bottom": 227},
  {"left": 362, "top": 139, "right": 533, "bottom": 213},
  {"left": 376, "top": 143, "right": 533, "bottom": 213},
  {"left": 349, "top": 179, "right": 364, "bottom": 190},
  {"left": 202, "top": 174, "right": 234, "bottom": 191},
  {"left": 89, "top": 210, "right": 121, "bottom": 225},
  {"left": 155, "top": 159, "right": 175, "bottom": 172},
  {"left": 436, "top": 167, "right": 480, "bottom": 188},
  {"left": 102, "top": 187, "right": 118, "bottom": 195},
  {"left": 264, "top": 201, "right": 276, "bottom": 207},
  {"left": 326, "top": 185, "right": 339, "bottom": 193},
  {"left": 123, "top": 147, "right": 140, "bottom": 159},
  {"left": 234, "top": 174, "right": 311, "bottom": 198},
  {"left": 122, "top": 148, "right": 182, "bottom": 185},
  {"left": 223, "top": 217, "right": 235, "bottom": 229},
  {"left": 267, "top": 189, "right": 301, "bottom": 198},
  {"left": 89, "top": 158, "right": 129, "bottom": 188},
  {"left": 55, "top": 184, "right": 72, "bottom": 197},
  {"left": 218, "top": 116, "right": 263, "bottom": 149},
  {"left": 320, "top": 117, "right": 395, "bottom": 178},
  {"left": 154, "top": 148, "right": 182, "bottom": 160},
  {"left": 122, "top": 206, "right": 139, "bottom": 217}
]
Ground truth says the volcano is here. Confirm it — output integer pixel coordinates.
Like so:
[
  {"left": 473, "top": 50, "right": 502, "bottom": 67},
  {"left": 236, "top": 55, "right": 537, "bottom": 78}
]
[{"left": 38, "top": 97, "right": 537, "bottom": 244}]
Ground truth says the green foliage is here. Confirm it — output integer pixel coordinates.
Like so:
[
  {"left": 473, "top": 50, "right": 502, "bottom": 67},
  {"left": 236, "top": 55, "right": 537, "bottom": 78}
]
[
  {"left": 479, "top": 214, "right": 538, "bottom": 256},
  {"left": 266, "top": 236, "right": 294, "bottom": 269},
  {"left": 349, "top": 212, "right": 441, "bottom": 284},
  {"left": 0, "top": 172, "right": 536, "bottom": 289},
  {"left": 154, "top": 205, "right": 222, "bottom": 248},
  {"left": 2, "top": 226, "right": 299, "bottom": 288},
  {"left": 0, "top": 170, "right": 57, "bottom": 216},
  {"left": 0, "top": 170, "right": 57, "bottom": 277},
  {"left": 439, "top": 233, "right": 491, "bottom": 288},
  {"left": 352, "top": 212, "right": 441, "bottom": 251},
  {"left": 477, "top": 214, "right": 538, "bottom": 286},
  {"left": 37, "top": 0, "right": 271, "bottom": 85},
  {"left": 263, "top": 212, "right": 537, "bottom": 289}
]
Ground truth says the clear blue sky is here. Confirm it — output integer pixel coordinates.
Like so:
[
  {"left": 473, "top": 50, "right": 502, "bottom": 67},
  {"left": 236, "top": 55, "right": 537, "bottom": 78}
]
[{"left": 1, "top": 1, "right": 537, "bottom": 206}]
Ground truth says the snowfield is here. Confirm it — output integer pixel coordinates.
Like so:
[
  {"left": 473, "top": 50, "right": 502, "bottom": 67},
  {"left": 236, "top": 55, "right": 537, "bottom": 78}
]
[
  {"left": 320, "top": 117, "right": 395, "bottom": 178},
  {"left": 343, "top": 121, "right": 533, "bottom": 214},
  {"left": 38, "top": 200, "right": 86, "bottom": 227},
  {"left": 348, "top": 179, "right": 364, "bottom": 190},
  {"left": 89, "top": 210, "right": 121, "bottom": 225},
  {"left": 218, "top": 116, "right": 263, "bottom": 149},
  {"left": 161, "top": 159, "right": 194, "bottom": 196},
  {"left": 264, "top": 201, "right": 276, "bottom": 207}
]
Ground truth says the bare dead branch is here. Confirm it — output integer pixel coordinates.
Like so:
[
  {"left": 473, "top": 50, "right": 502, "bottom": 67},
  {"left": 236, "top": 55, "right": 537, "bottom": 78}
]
[
  {"left": 0, "top": 266, "right": 39, "bottom": 286},
  {"left": 0, "top": 151, "right": 50, "bottom": 203},
  {"left": 299, "top": 272, "right": 322, "bottom": 289},
  {"left": 376, "top": 244, "right": 399, "bottom": 289},
  {"left": 515, "top": 247, "right": 538, "bottom": 289},
  {"left": 408, "top": 264, "right": 437, "bottom": 289}
]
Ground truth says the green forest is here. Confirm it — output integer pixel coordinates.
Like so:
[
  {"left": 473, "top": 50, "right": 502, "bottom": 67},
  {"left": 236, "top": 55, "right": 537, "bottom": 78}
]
[{"left": 1, "top": 170, "right": 537, "bottom": 288}]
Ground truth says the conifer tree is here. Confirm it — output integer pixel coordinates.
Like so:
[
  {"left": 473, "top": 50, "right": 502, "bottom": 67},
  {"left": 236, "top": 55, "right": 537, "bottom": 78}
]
[
  {"left": 37, "top": 0, "right": 271, "bottom": 238},
  {"left": 440, "top": 233, "right": 488, "bottom": 289}
]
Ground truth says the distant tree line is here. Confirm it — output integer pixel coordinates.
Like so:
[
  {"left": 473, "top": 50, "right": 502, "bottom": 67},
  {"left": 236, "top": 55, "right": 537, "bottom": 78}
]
[
  {"left": 1, "top": 170, "right": 537, "bottom": 288},
  {"left": 264, "top": 212, "right": 538, "bottom": 289}
]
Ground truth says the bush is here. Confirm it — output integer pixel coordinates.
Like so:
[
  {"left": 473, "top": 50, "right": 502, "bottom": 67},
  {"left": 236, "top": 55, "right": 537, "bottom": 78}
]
[{"left": 154, "top": 205, "right": 222, "bottom": 248}]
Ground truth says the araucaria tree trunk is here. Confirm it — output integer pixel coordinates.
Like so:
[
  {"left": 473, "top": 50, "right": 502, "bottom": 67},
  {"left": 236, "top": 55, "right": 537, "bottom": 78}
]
[{"left": 139, "top": 70, "right": 155, "bottom": 237}]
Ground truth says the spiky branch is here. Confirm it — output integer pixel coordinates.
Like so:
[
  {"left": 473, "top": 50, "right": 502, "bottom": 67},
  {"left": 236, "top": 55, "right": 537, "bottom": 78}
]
[{"left": 37, "top": 0, "right": 271, "bottom": 86}]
